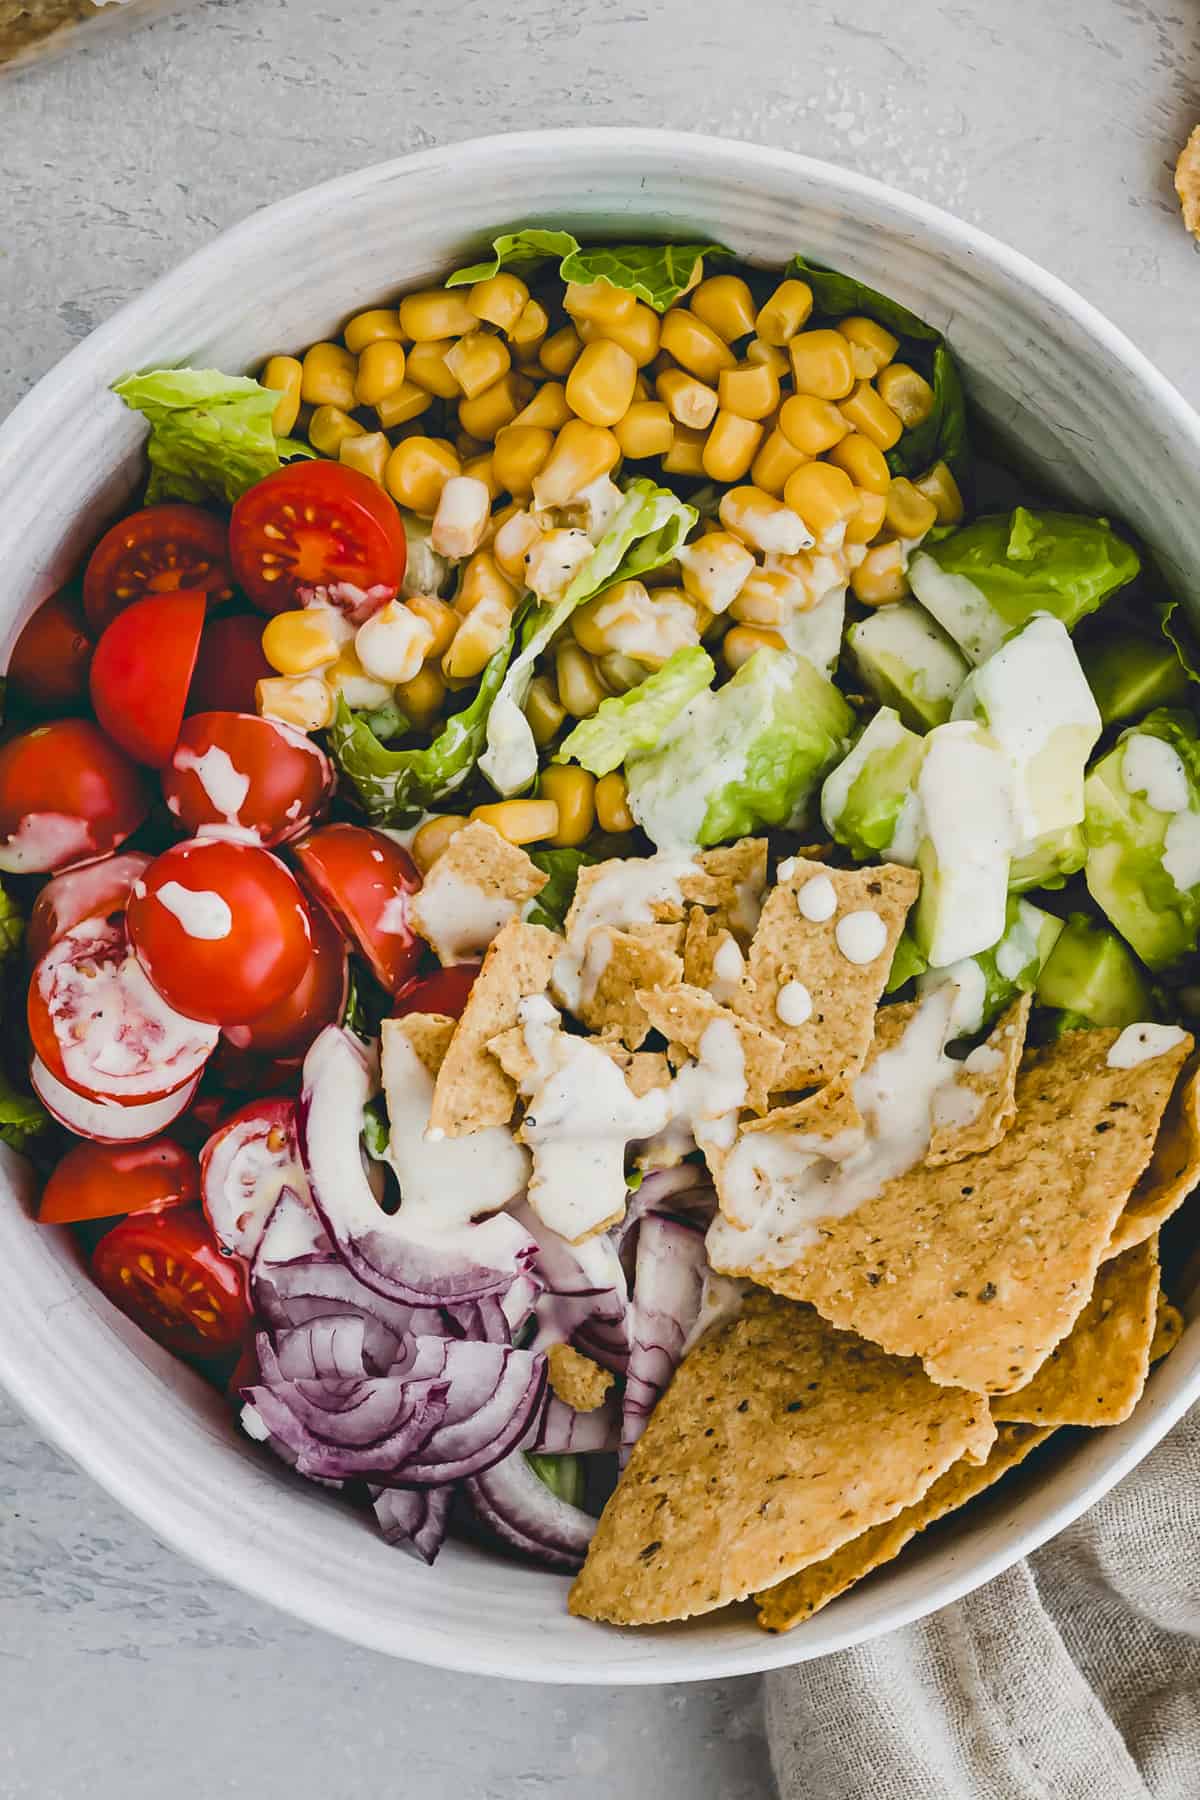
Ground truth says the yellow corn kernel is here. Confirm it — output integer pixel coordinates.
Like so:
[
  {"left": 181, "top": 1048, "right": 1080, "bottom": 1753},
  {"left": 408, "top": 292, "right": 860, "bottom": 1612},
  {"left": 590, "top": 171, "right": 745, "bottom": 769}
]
[
  {"left": 376, "top": 382, "right": 434, "bottom": 429},
  {"left": 656, "top": 366, "right": 719, "bottom": 430},
  {"left": 457, "top": 371, "right": 531, "bottom": 441},
  {"left": 723, "top": 625, "right": 786, "bottom": 671},
  {"left": 493, "top": 509, "right": 544, "bottom": 583},
  {"left": 384, "top": 436, "right": 462, "bottom": 516},
  {"left": 677, "top": 529, "right": 755, "bottom": 612},
  {"left": 344, "top": 308, "right": 406, "bottom": 354},
  {"left": 525, "top": 675, "right": 566, "bottom": 747},
  {"left": 532, "top": 418, "right": 620, "bottom": 508},
  {"left": 300, "top": 342, "right": 358, "bottom": 410},
  {"left": 411, "top": 814, "right": 468, "bottom": 873},
  {"left": 573, "top": 582, "right": 700, "bottom": 669},
  {"left": 308, "top": 405, "right": 362, "bottom": 457},
  {"left": 467, "top": 272, "right": 530, "bottom": 334},
  {"left": 554, "top": 641, "right": 610, "bottom": 718},
  {"left": 839, "top": 380, "right": 904, "bottom": 451},
  {"left": 456, "top": 550, "right": 519, "bottom": 617},
  {"left": 525, "top": 528, "right": 594, "bottom": 600},
  {"left": 661, "top": 423, "right": 707, "bottom": 477},
  {"left": 689, "top": 274, "right": 756, "bottom": 344},
  {"left": 729, "top": 569, "right": 795, "bottom": 627},
  {"left": 836, "top": 316, "right": 900, "bottom": 376},
  {"left": 256, "top": 676, "right": 334, "bottom": 732},
  {"left": 844, "top": 488, "right": 888, "bottom": 545},
  {"left": 510, "top": 381, "right": 572, "bottom": 432},
  {"left": 577, "top": 303, "right": 661, "bottom": 368},
  {"left": 429, "top": 474, "right": 491, "bottom": 559},
  {"left": 339, "top": 430, "right": 390, "bottom": 486},
  {"left": 826, "top": 432, "right": 891, "bottom": 495},
  {"left": 783, "top": 461, "right": 859, "bottom": 536},
  {"left": 717, "top": 360, "right": 780, "bottom": 423},
  {"left": 914, "top": 459, "right": 965, "bottom": 525},
  {"left": 354, "top": 340, "right": 408, "bottom": 408},
  {"left": 261, "top": 355, "right": 302, "bottom": 436},
  {"left": 564, "top": 279, "right": 637, "bottom": 328},
  {"left": 327, "top": 645, "right": 392, "bottom": 709},
  {"left": 750, "top": 427, "right": 809, "bottom": 497},
  {"left": 596, "top": 652, "right": 648, "bottom": 694},
  {"left": 788, "top": 329, "right": 856, "bottom": 401},
  {"left": 565, "top": 339, "right": 638, "bottom": 428},
  {"left": 405, "top": 340, "right": 461, "bottom": 399},
  {"left": 744, "top": 337, "right": 791, "bottom": 379},
  {"left": 442, "top": 331, "right": 510, "bottom": 402},
  {"left": 398, "top": 288, "right": 478, "bottom": 342},
  {"left": 393, "top": 665, "right": 445, "bottom": 729},
  {"left": 885, "top": 477, "right": 938, "bottom": 541},
  {"left": 471, "top": 798, "right": 560, "bottom": 846},
  {"left": 463, "top": 453, "right": 501, "bottom": 503},
  {"left": 594, "top": 770, "right": 634, "bottom": 833},
  {"left": 659, "top": 309, "right": 736, "bottom": 384},
  {"left": 539, "top": 765, "right": 596, "bottom": 848},
  {"left": 779, "top": 392, "right": 850, "bottom": 456},
  {"left": 614, "top": 400, "right": 674, "bottom": 460},
  {"left": 851, "top": 540, "right": 910, "bottom": 606},
  {"left": 877, "top": 362, "right": 936, "bottom": 429},
  {"left": 539, "top": 325, "right": 584, "bottom": 377},
  {"left": 718, "top": 484, "right": 810, "bottom": 555},
  {"left": 509, "top": 296, "right": 550, "bottom": 353},
  {"left": 261, "top": 609, "right": 343, "bottom": 676},
  {"left": 755, "top": 279, "right": 814, "bottom": 347},
  {"left": 355, "top": 601, "right": 435, "bottom": 685},
  {"left": 493, "top": 424, "right": 555, "bottom": 496},
  {"left": 442, "top": 593, "right": 512, "bottom": 680},
  {"left": 702, "top": 413, "right": 763, "bottom": 483},
  {"left": 406, "top": 592, "right": 459, "bottom": 659},
  {"left": 631, "top": 373, "right": 652, "bottom": 403}
]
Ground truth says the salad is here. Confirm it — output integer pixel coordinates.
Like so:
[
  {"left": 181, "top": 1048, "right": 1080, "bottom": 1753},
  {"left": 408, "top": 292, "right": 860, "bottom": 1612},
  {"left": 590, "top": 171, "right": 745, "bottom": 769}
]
[{"left": 3, "top": 229, "right": 1198, "bottom": 1630}]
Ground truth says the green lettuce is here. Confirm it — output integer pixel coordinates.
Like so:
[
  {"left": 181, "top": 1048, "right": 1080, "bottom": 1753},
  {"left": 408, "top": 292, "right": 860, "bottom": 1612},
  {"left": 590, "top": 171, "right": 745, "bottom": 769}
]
[
  {"left": 0, "top": 882, "right": 48, "bottom": 1152},
  {"left": 445, "top": 229, "right": 580, "bottom": 286},
  {"left": 1159, "top": 598, "right": 1200, "bottom": 689},
  {"left": 1080, "top": 620, "right": 1191, "bottom": 726},
  {"left": 556, "top": 646, "right": 715, "bottom": 777},
  {"left": 447, "top": 229, "right": 728, "bottom": 311},
  {"left": 526, "top": 1452, "right": 584, "bottom": 1507},
  {"left": 361, "top": 1099, "right": 391, "bottom": 1160},
  {"left": 886, "top": 930, "right": 928, "bottom": 994},
  {"left": 113, "top": 367, "right": 314, "bottom": 505},
  {"left": 525, "top": 847, "right": 594, "bottom": 932}
]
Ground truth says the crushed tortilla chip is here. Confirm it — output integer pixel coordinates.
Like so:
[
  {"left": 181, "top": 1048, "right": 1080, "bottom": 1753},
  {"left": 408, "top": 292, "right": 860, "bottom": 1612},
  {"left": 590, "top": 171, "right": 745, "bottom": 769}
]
[
  {"left": 628, "top": 920, "right": 686, "bottom": 956},
  {"left": 568, "top": 1295, "right": 994, "bottom": 1626},
  {"left": 742, "top": 1075, "right": 864, "bottom": 1140},
  {"left": 1150, "top": 1294, "right": 1184, "bottom": 1363},
  {"left": 993, "top": 1238, "right": 1159, "bottom": 1428},
  {"left": 754, "top": 1421, "right": 1051, "bottom": 1631},
  {"left": 1106, "top": 1059, "right": 1200, "bottom": 1259},
  {"left": 383, "top": 1012, "right": 455, "bottom": 1080},
  {"left": 572, "top": 926, "right": 683, "bottom": 1049},
  {"left": 716, "top": 1027, "right": 1191, "bottom": 1394},
  {"left": 636, "top": 982, "right": 785, "bottom": 1114},
  {"left": 927, "top": 995, "right": 1031, "bottom": 1166},
  {"left": 408, "top": 821, "right": 546, "bottom": 966},
  {"left": 488, "top": 1021, "right": 671, "bottom": 1100},
  {"left": 428, "top": 920, "right": 561, "bottom": 1137},
  {"left": 563, "top": 856, "right": 718, "bottom": 942},
  {"left": 732, "top": 859, "right": 920, "bottom": 1089},
  {"left": 546, "top": 1342, "right": 614, "bottom": 1412},
  {"left": 685, "top": 840, "right": 768, "bottom": 944},
  {"left": 1177, "top": 123, "right": 1200, "bottom": 237},
  {"left": 682, "top": 907, "right": 743, "bottom": 998}
]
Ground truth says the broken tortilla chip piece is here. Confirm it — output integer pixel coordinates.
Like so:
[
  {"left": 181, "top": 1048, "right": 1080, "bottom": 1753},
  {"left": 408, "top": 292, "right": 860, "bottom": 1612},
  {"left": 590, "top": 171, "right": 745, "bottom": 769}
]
[
  {"left": 568, "top": 1295, "right": 994, "bottom": 1626},
  {"left": 1150, "top": 1294, "right": 1184, "bottom": 1363},
  {"left": 682, "top": 907, "right": 746, "bottom": 1002},
  {"left": 993, "top": 1238, "right": 1159, "bottom": 1428},
  {"left": 383, "top": 1011, "right": 456, "bottom": 1080},
  {"left": 408, "top": 821, "right": 546, "bottom": 966},
  {"left": 1106, "top": 1059, "right": 1200, "bottom": 1260},
  {"left": 488, "top": 1021, "right": 671, "bottom": 1100},
  {"left": 546, "top": 1342, "right": 614, "bottom": 1412},
  {"left": 927, "top": 994, "right": 1031, "bottom": 1166},
  {"left": 732, "top": 859, "right": 920, "bottom": 1090},
  {"left": 428, "top": 919, "right": 561, "bottom": 1137},
  {"left": 685, "top": 840, "right": 768, "bottom": 944},
  {"left": 754, "top": 1421, "right": 1051, "bottom": 1632},
  {"left": 1177, "top": 123, "right": 1200, "bottom": 237},
  {"left": 636, "top": 982, "right": 785, "bottom": 1115},
  {"left": 570, "top": 926, "right": 683, "bottom": 1049}
]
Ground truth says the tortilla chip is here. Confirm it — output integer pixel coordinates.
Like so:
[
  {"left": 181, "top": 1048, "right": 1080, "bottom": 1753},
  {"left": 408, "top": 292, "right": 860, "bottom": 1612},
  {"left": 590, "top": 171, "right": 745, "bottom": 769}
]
[
  {"left": 927, "top": 995, "right": 1031, "bottom": 1167},
  {"left": 628, "top": 920, "right": 686, "bottom": 956},
  {"left": 714, "top": 1027, "right": 1192, "bottom": 1394},
  {"left": 546, "top": 1342, "right": 614, "bottom": 1412},
  {"left": 1177, "top": 123, "right": 1200, "bottom": 237},
  {"left": 993, "top": 1239, "right": 1159, "bottom": 1427},
  {"left": 568, "top": 1295, "right": 994, "bottom": 1626},
  {"left": 732, "top": 860, "right": 920, "bottom": 1090},
  {"left": 489, "top": 1021, "right": 671, "bottom": 1100},
  {"left": 1106, "top": 1059, "right": 1200, "bottom": 1259},
  {"left": 383, "top": 1012, "right": 455, "bottom": 1080},
  {"left": 573, "top": 926, "right": 683, "bottom": 1049},
  {"left": 563, "top": 856, "right": 718, "bottom": 942},
  {"left": 408, "top": 821, "right": 546, "bottom": 965},
  {"left": 428, "top": 920, "right": 561, "bottom": 1136},
  {"left": 742, "top": 1076, "right": 864, "bottom": 1140},
  {"left": 636, "top": 983, "right": 785, "bottom": 1115},
  {"left": 1150, "top": 1294, "right": 1184, "bottom": 1363},
  {"left": 682, "top": 907, "right": 742, "bottom": 996},
  {"left": 685, "top": 840, "right": 768, "bottom": 944},
  {"left": 754, "top": 1421, "right": 1051, "bottom": 1631}
]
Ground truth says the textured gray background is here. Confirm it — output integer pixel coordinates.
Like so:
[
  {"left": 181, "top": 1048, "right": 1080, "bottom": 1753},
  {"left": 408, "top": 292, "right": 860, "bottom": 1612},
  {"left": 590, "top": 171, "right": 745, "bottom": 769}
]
[{"left": 1, "top": 1, "right": 1198, "bottom": 1795}]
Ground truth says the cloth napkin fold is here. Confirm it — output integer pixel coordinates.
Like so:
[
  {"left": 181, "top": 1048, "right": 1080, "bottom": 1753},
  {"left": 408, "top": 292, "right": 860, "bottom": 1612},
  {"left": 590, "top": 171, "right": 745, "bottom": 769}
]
[{"left": 766, "top": 1406, "right": 1200, "bottom": 1800}]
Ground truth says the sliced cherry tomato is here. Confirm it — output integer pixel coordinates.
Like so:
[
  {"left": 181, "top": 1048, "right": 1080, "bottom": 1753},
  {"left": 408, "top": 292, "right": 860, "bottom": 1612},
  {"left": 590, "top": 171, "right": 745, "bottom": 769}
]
[
  {"left": 127, "top": 838, "right": 313, "bottom": 1027},
  {"left": 29, "top": 915, "right": 218, "bottom": 1103},
  {"left": 91, "top": 1208, "right": 252, "bottom": 1357},
  {"left": 221, "top": 896, "right": 347, "bottom": 1061},
  {"left": 0, "top": 718, "right": 150, "bottom": 875},
  {"left": 200, "top": 1095, "right": 303, "bottom": 1258},
  {"left": 292, "top": 822, "right": 422, "bottom": 994},
  {"left": 90, "top": 589, "right": 206, "bottom": 767},
  {"left": 38, "top": 1135, "right": 200, "bottom": 1225},
  {"left": 8, "top": 590, "right": 93, "bottom": 711},
  {"left": 31, "top": 1054, "right": 201, "bottom": 1143},
  {"left": 392, "top": 961, "right": 481, "bottom": 1020},
  {"left": 229, "top": 462, "right": 407, "bottom": 616},
  {"left": 163, "top": 711, "right": 334, "bottom": 848},
  {"left": 187, "top": 613, "right": 273, "bottom": 715},
  {"left": 82, "top": 505, "right": 234, "bottom": 635},
  {"left": 27, "top": 850, "right": 152, "bottom": 963}
]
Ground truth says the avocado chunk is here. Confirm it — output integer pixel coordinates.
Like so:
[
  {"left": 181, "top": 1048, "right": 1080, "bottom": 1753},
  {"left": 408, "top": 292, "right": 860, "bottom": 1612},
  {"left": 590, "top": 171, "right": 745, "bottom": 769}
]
[
  {"left": 920, "top": 895, "right": 1065, "bottom": 1037},
  {"left": 1079, "top": 626, "right": 1190, "bottom": 727},
  {"left": 911, "top": 720, "right": 1015, "bottom": 968},
  {"left": 820, "top": 706, "right": 926, "bottom": 862},
  {"left": 845, "top": 601, "right": 969, "bottom": 730},
  {"left": 1009, "top": 823, "right": 1087, "bottom": 892},
  {"left": 1035, "top": 913, "right": 1151, "bottom": 1026}
]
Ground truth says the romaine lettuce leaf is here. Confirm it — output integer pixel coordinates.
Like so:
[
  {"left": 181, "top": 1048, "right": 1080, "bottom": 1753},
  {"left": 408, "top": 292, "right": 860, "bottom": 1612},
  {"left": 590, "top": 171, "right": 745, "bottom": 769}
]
[
  {"left": 886, "top": 930, "right": 928, "bottom": 994},
  {"left": 1159, "top": 598, "right": 1200, "bottom": 689},
  {"left": 556, "top": 646, "right": 715, "bottom": 777},
  {"left": 447, "top": 230, "right": 728, "bottom": 311},
  {"left": 786, "top": 255, "right": 940, "bottom": 341},
  {"left": 113, "top": 367, "right": 312, "bottom": 505},
  {"left": 0, "top": 881, "right": 48, "bottom": 1151},
  {"left": 0, "top": 1073, "right": 50, "bottom": 1155},
  {"left": 525, "top": 847, "right": 594, "bottom": 932},
  {"left": 445, "top": 229, "right": 581, "bottom": 287},
  {"left": 526, "top": 1452, "right": 584, "bottom": 1507}
]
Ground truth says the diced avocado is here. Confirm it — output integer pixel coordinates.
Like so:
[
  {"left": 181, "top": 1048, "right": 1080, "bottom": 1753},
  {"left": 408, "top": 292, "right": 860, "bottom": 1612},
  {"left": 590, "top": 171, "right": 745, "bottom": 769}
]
[
  {"left": 1035, "top": 913, "right": 1151, "bottom": 1026},
  {"left": 911, "top": 720, "right": 1015, "bottom": 968},
  {"left": 919, "top": 895, "right": 1064, "bottom": 1037},
  {"left": 1079, "top": 626, "right": 1190, "bottom": 727},
  {"left": 908, "top": 507, "right": 1140, "bottom": 664},
  {"left": 845, "top": 601, "right": 969, "bottom": 731},
  {"left": 1009, "top": 823, "right": 1087, "bottom": 892},
  {"left": 820, "top": 706, "right": 926, "bottom": 863}
]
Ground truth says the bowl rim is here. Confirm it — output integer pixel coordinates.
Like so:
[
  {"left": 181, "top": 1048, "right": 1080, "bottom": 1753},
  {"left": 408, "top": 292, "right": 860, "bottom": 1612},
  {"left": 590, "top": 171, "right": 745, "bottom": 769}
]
[{"left": 2, "top": 125, "right": 1199, "bottom": 1684}]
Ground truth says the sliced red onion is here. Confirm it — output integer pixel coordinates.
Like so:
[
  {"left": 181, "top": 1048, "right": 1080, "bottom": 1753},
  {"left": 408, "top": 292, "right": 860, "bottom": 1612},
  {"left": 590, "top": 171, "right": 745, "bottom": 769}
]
[
  {"left": 465, "top": 1448, "right": 596, "bottom": 1573},
  {"left": 370, "top": 1483, "right": 454, "bottom": 1564},
  {"left": 201, "top": 1097, "right": 308, "bottom": 1259},
  {"left": 620, "top": 1213, "right": 708, "bottom": 1464},
  {"left": 512, "top": 1199, "right": 633, "bottom": 1375},
  {"left": 30, "top": 1056, "right": 200, "bottom": 1143},
  {"left": 531, "top": 1393, "right": 621, "bottom": 1454},
  {"left": 612, "top": 1166, "right": 716, "bottom": 1271}
]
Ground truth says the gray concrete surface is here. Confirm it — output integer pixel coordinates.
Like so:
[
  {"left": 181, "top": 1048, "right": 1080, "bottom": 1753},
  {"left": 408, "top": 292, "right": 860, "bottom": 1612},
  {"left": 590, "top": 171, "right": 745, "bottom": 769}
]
[{"left": 1, "top": 1, "right": 1197, "bottom": 1795}]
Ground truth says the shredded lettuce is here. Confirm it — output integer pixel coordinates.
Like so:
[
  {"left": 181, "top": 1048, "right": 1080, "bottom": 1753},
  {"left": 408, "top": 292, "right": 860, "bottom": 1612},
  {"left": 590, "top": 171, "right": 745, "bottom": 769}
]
[
  {"left": 446, "top": 230, "right": 728, "bottom": 311},
  {"left": 556, "top": 646, "right": 715, "bottom": 777},
  {"left": 525, "top": 1452, "right": 584, "bottom": 1507},
  {"left": 525, "top": 847, "right": 594, "bottom": 932},
  {"left": 886, "top": 931, "right": 928, "bottom": 994},
  {"left": 0, "top": 882, "right": 48, "bottom": 1152},
  {"left": 113, "top": 367, "right": 314, "bottom": 505},
  {"left": 1159, "top": 598, "right": 1200, "bottom": 689}
]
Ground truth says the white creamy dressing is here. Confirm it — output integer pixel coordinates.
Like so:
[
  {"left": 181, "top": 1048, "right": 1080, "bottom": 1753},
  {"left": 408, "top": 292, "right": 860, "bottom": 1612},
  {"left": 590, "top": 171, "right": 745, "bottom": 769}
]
[
  {"left": 154, "top": 880, "right": 234, "bottom": 941},
  {"left": 551, "top": 853, "right": 697, "bottom": 1015},
  {"left": 678, "top": 1271, "right": 749, "bottom": 1358},
  {"left": 1121, "top": 733, "right": 1200, "bottom": 894},
  {"left": 775, "top": 980, "right": 813, "bottom": 1027},
  {"left": 208, "top": 1133, "right": 311, "bottom": 1258},
  {"left": 669, "top": 1018, "right": 748, "bottom": 1154},
  {"left": 918, "top": 956, "right": 988, "bottom": 1039},
  {"left": 376, "top": 892, "right": 412, "bottom": 935},
  {"left": 711, "top": 936, "right": 746, "bottom": 1004},
  {"left": 779, "top": 583, "right": 845, "bottom": 676},
  {"left": 0, "top": 810, "right": 96, "bottom": 873},
  {"left": 1106, "top": 1022, "right": 1189, "bottom": 1069},
  {"left": 413, "top": 866, "right": 516, "bottom": 966},
  {"left": 172, "top": 743, "right": 252, "bottom": 834},
  {"left": 797, "top": 875, "right": 838, "bottom": 922},
  {"left": 915, "top": 722, "right": 1015, "bottom": 968},
  {"left": 1164, "top": 812, "right": 1200, "bottom": 891},
  {"left": 835, "top": 909, "right": 887, "bottom": 966}
]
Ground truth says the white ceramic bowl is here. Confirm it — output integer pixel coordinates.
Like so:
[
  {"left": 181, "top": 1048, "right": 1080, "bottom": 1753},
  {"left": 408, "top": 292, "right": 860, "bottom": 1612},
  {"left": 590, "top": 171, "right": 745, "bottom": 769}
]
[{"left": 1, "top": 129, "right": 1198, "bottom": 1685}]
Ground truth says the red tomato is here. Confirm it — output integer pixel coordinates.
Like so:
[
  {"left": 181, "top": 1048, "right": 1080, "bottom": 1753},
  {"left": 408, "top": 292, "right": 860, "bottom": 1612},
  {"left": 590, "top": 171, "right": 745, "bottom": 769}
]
[
  {"left": 200, "top": 1095, "right": 302, "bottom": 1258},
  {"left": 292, "top": 822, "right": 422, "bottom": 994},
  {"left": 31, "top": 1055, "right": 201, "bottom": 1144},
  {"left": 187, "top": 613, "right": 273, "bottom": 715},
  {"left": 7, "top": 590, "right": 93, "bottom": 711},
  {"left": 38, "top": 1136, "right": 200, "bottom": 1225},
  {"left": 0, "top": 719, "right": 150, "bottom": 875},
  {"left": 90, "top": 589, "right": 206, "bottom": 767},
  {"left": 229, "top": 462, "right": 407, "bottom": 616},
  {"left": 221, "top": 896, "right": 347, "bottom": 1061},
  {"left": 28, "top": 915, "right": 218, "bottom": 1103},
  {"left": 91, "top": 1209, "right": 252, "bottom": 1357},
  {"left": 127, "top": 838, "right": 314, "bottom": 1027},
  {"left": 162, "top": 711, "right": 334, "bottom": 848},
  {"left": 392, "top": 961, "right": 480, "bottom": 1020},
  {"left": 27, "top": 850, "right": 151, "bottom": 963},
  {"left": 82, "top": 505, "right": 233, "bottom": 635}
]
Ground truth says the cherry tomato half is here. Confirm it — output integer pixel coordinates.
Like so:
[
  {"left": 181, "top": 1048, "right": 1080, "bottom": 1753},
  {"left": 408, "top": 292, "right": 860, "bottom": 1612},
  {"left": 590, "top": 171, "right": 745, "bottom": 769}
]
[
  {"left": 229, "top": 462, "right": 407, "bottom": 616},
  {"left": 38, "top": 1135, "right": 200, "bottom": 1226},
  {"left": 200, "top": 1095, "right": 303, "bottom": 1259},
  {"left": 127, "top": 838, "right": 314, "bottom": 1027},
  {"left": 0, "top": 719, "right": 150, "bottom": 875},
  {"left": 91, "top": 1208, "right": 252, "bottom": 1357},
  {"left": 221, "top": 895, "right": 347, "bottom": 1061},
  {"left": 292, "top": 822, "right": 422, "bottom": 994},
  {"left": 163, "top": 712, "right": 334, "bottom": 848},
  {"left": 82, "top": 505, "right": 234, "bottom": 635},
  {"left": 30, "top": 1055, "right": 201, "bottom": 1144},
  {"left": 90, "top": 589, "right": 206, "bottom": 767},
  {"left": 27, "top": 850, "right": 152, "bottom": 963},
  {"left": 392, "top": 961, "right": 481, "bottom": 1020},
  {"left": 187, "top": 613, "right": 274, "bottom": 716},
  {"left": 7, "top": 589, "right": 93, "bottom": 712}
]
